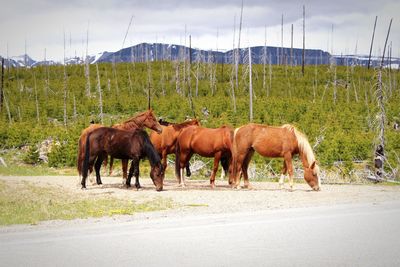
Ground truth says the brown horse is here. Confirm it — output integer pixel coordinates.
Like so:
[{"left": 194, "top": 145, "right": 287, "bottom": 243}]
[
  {"left": 175, "top": 125, "right": 233, "bottom": 188},
  {"left": 149, "top": 119, "right": 200, "bottom": 175},
  {"left": 81, "top": 127, "right": 164, "bottom": 191},
  {"left": 230, "top": 123, "right": 320, "bottom": 191},
  {"left": 77, "top": 109, "right": 162, "bottom": 185}
]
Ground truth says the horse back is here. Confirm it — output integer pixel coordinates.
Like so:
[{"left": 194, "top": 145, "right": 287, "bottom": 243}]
[{"left": 252, "top": 125, "right": 298, "bottom": 157}]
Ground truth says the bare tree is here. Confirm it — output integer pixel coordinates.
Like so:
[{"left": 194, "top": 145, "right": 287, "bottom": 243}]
[
  {"left": 262, "top": 26, "right": 267, "bottom": 94},
  {"left": 0, "top": 57, "right": 4, "bottom": 112},
  {"left": 96, "top": 63, "right": 103, "bottom": 124},
  {"left": 248, "top": 47, "right": 253, "bottom": 121},
  {"left": 374, "top": 18, "right": 393, "bottom": 178},
  {"left": 33, "top": 71, "right": 40, "bottom": 123},
  {"left": 85, "top": 22, "right": 91, "bottom": 97},
  {"left": 302, "top": 5, "right": 305, "bottom": 76},
  {"left": 368, "top": 16, "right": 378, "bottom": 70},
  {"left": 235, "top": 0, "right": 244, "bottom": 90}
]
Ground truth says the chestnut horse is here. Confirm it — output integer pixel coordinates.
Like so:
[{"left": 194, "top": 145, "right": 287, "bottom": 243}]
[
  {"left": 175, "top": 125, "right": 233, "bottom": 188},
  {"left": 149, "top": 119, "right": 200, "bottom": 175},
  {"left": 77, "top": 109, "right": 162, "bottom": 185},
  {"left": 81, "top": 127, "right": 164, "bottom": 191},
  {"left": 230, "top": 123, "right": 320, "bottom": 191}
]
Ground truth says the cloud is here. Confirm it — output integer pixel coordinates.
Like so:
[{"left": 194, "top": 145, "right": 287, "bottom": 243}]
[{"left": 0, "top": 0, "right": 398, "bottom": 60}]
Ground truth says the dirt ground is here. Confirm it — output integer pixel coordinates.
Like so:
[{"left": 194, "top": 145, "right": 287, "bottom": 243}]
[{"left": 1, "top": 174, "right": 400, "bottom": 220}]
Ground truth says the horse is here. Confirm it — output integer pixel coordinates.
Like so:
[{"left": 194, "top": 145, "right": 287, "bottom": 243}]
[
  {"left": 81, "top": 127, "right": 164, "bottom": 191},
  {"left": 229, "top": 123, "right": 320, "bottom": 191},
  {"left": 149, "top": 119, "right": 200, "bottom": 176},
  {"left": 77, "top": 109, "right": 162, "bottom": 185},
  {"left": 175, "top": 125, "right": 233, "bottom": 189}
]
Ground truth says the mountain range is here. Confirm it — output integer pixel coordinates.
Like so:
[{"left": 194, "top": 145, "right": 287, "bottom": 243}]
[{"left": 1, "top": 43, "right": 399, "bottom": 68}]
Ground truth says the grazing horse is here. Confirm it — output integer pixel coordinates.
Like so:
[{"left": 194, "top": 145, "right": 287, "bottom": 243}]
[
  {"left": 149, "top": 119, "right": 200, "bottom": 175},
  {"left": 77, "top": 109, "right": 162, "bottom": 185},
  {"left": 175, "top": 125, "right": 233, "bottom": 188},
  {"left": 230, "top": 123, "right": 320, "bottom": 191},
  {"left": 81, "top": 127, "right": 164, "bottom": 191}
]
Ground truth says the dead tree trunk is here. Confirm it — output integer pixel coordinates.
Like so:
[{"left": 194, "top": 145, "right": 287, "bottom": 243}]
[
  {"left": 302, "top": 5, "right": 305, "bottom": 76},
  {"left": 368, "top": 16, "right": 378, "bottom": 70},
  {"left": 96, "top": 63, "right": 103, "bottom": 124},
  {"left": 374, "top": 18, "right": 392, "bottom": 178},
  {"left": 249, "top": 47, "right": 253, "bottom": 122},
  {"left": 0, "top": 57, "right": 4, "bottom": 112},
  {"left": 33, "top": 72, "right": 40, "bottom": 123}
]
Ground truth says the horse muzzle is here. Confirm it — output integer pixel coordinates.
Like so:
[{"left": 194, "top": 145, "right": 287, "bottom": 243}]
[
  {"left": 156, "top": 186, "right": 163, "bottom": 192},
  {"left": 312, "top": 185, "right": 321, "bottom": 191}
]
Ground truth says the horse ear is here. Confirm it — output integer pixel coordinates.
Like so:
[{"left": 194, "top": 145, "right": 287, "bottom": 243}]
[{"left": 310, "top": 161, "right": 316, "bottom": 169}]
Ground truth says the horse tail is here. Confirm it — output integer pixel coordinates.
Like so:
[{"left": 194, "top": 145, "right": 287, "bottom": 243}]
[
  {"left": 82, "top": 133, "right": 91, "bottom": 187},
  {"left": 77, "top": 136, "right": 83, "bottom": 176},
  {"left": 175, "top": 139, "right": 181, "bottom": 179},
  {"left": 229, "top": 127, "right": 242, "bottom": 185}
]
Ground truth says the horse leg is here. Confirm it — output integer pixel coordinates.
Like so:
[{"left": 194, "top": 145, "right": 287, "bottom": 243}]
[
  {"left": 88, "top": 165, "right": 95, "bottom": 184},
  {"left": 109, "top": 157, "right": 114, "bottom": 176},
  {"left": 242, "top": 150, "right": 255, "bottom": 189},
  {"left": 102, "top": 155, "right": 108, "bottom": 176},
  {"left": 279, "top": 161, "right": 288, "bottom": 190},
  {"left": 126, "top": 159, "right": 137, "bottom": 188},
  {"left": 81, "top": 158, "right": 95, "bottom": 189},
  {"left": 94, "top": 156, "right": 104, "bottom": 185},
  {"left": 122, "top": 159, "right": 128, "bottom": 185},
  {"left": 134, "top": 160, "right": 141, "bottom": 190},
  {"left": 210, "top": 152, "right": 221, "bottom": 189},
  {"left": 185, "top": 161, "right": 191, "bottom": 177},
  {"left": 180, "top": 168, "right": 185, "bottom": 188},
  {"left": 233, "top": 153, "right": 246, "bottom": 189},
  {"left": 284, "top": 153, "right": 294, "bottom": 191}
]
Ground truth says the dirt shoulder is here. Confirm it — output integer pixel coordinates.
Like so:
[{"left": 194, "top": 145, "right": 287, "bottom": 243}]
[{"left": 1, "top": 175, "right": 400, "bottom": 217}]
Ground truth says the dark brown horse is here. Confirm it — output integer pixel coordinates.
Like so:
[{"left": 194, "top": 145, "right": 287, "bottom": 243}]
[
  {"left": 77, "top": 109, "right": 162, "bottom": 185},
  {"left": 230, "top": 123, "right": 320, "bottom": 191},
  {"left": 81, "top": 127, "right": 164, "bottom": 191},
  {"left": 149, "top": 119, "right": 200, "bottom": 175},
  {"left": 175, "top": 125, "right": 233, "bottom": 188}
]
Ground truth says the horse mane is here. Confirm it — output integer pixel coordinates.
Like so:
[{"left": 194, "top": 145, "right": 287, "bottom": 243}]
[
  {"left": 159, "top": 119, "right": 173, "bottom": 126},
  {"left": 171, "top": 119, "right": 199, "bottom": 131},
  {"left": 118, "top": 110, "right": 151, "bottom": 130},
  {"left": 282, "top": 124, "right": 316, "bottom": 167},
  {"left": 140, "top": 130, "right": 161, "bottom": 167}
]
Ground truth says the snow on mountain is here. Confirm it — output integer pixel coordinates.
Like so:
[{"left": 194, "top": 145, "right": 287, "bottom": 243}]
[{"left": 10, "top": 54, "right": 36, "bottom": 67}]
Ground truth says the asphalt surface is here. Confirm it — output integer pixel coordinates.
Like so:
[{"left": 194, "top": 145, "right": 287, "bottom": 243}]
[{"left": 1, "top": 201, "right": 400, "bottom": 267}]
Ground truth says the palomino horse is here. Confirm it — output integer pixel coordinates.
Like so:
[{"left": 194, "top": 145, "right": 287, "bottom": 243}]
[
  {"left": 230, "top": 123, "right": 320, "bottom": 191},
  {"left": 77, "top": 109, "right": 162, "bottom": 185},
  {"left": 175, "top": 125, "right": 233, "bottom": 188},
  {"left": 81, "top": 127, "right": 164, "bottom": 191},
  {"left": 149, "top": 119, "right": 200, "bottom": 175}
]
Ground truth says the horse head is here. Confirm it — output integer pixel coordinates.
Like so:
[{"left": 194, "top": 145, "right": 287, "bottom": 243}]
[
  {"left": 150, "top": 162, "right": 164, "bottom": 191},
  {"left": 304, "top": 161, "right": 320, "bottom": 191},
  {"left": 144, "top": 109, "right": 163, "bottom": 134}
]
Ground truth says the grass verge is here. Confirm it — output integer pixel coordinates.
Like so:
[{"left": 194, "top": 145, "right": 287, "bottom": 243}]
[{"left": 0, "top": 180, "right": 174, "bottom": 226}]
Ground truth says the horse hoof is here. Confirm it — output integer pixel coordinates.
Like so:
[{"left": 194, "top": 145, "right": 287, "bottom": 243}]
[
  {"left": 81, "top": 186, "right": 87, "bottom": 190},
  {"left": 244, "top": 184, "right": 253, "bottom": 190}
]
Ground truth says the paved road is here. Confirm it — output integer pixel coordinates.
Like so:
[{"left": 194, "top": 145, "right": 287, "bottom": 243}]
[{"left": 1, "top": 201, "right": 400, "bottom": 267}]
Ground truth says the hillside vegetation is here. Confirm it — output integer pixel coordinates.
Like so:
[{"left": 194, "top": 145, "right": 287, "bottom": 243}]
[{"left": 0, "top": 61, "right": 399, "bottom": 179}]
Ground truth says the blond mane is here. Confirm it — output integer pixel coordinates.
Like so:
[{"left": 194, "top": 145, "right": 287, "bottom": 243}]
[{"left": 282, "top": 124, "right": 316, "bottom": 167}]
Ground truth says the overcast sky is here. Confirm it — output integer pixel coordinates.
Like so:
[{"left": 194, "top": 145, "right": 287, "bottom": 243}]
[{"left": 0, "top": 0, "right": 399, "bottom": 62}]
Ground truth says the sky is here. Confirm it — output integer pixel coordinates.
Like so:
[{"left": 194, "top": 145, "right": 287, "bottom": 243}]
[{"left": 0, "top": 0, "right": 399, "bottom": 62}]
